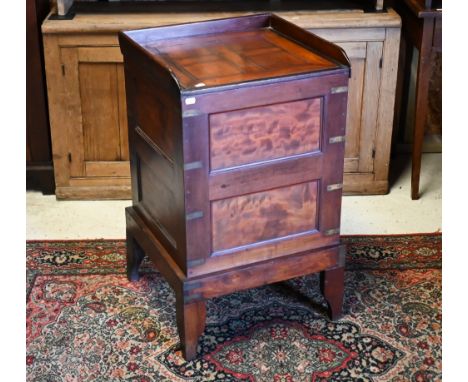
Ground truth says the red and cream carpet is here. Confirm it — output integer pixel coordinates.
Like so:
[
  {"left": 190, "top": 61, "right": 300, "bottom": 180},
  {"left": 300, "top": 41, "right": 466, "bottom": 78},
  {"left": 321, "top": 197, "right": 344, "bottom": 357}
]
[{"left": 26, "top": 234, "right": 441, "bottom": 381}]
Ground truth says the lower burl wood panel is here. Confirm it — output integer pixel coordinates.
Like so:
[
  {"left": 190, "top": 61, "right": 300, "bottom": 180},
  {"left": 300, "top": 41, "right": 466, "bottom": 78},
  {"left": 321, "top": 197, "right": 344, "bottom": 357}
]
[
  {"left": 211, "top": 181, "right": 318, "bottom": 252},
  {"left": 209, "top": 98, "right": 321, "bottom": 170}
]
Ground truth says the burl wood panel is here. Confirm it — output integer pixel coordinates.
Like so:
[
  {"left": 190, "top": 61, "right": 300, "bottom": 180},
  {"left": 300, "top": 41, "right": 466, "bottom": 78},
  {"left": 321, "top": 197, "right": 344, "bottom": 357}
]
[
  {"left": 144, "top": 29, "right": 337, "bottom": 89},
  {"left": 211, "top": 181, "right": 318, "bottom": 252},
  {"left": 209, "top": 98, "right": 321, "bottom": 170}
]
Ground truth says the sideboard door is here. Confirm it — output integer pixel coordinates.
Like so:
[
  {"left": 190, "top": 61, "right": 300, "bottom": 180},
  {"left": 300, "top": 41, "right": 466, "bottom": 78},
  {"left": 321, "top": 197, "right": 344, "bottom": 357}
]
[
  {"left": 60, "top": 46, "right": 130, "bottom": 180},
  {"left": 339, "top": 41, "right": 383, "bottom": 175},
  {"left": 310, "top": 25, "right": 400, "bottom": 195}
]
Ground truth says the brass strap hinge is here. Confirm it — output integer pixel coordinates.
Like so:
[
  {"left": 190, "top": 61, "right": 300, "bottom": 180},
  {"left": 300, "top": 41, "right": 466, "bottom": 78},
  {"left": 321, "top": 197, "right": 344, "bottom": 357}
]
[
  {"left": 187, "top": 259, "right": 205, "bottom": 268},
  {"left": 184, "top": 281, "right": 202, "bottom": 291},
  {"left": 184, "top": 161, "right": 203, "bottom": 171},
  {"left": 186, "top": 211, "right": 203, "bottom": 221},
  {"left": 330, "top": 86, "right": 348, "bottom": 94},
  {"left": 184, "top": 293, "right": 203, "bottom": 303},
  {"left": 324, "top": 228, "right": 340, "bottom": 236},
  {"left": 182, "top": 109, "right": 203, "bottom": 118},
  {"left": 329, "top": 135, "right": 346, "bottom": 144},
  {"left": 327, "top": 183, "right": 343, "bottom": 192}
]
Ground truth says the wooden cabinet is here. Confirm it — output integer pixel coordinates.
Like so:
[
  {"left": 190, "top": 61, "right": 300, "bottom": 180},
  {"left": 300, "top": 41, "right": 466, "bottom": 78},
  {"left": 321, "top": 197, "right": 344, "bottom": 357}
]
[
  {"left": 42, "top": 8, "right": 400, "bottom": 199},
  {"left": 60, "top": 47, "right": 129, "bottom": 177},
  {"left": 310, "top": 26, "right": 401, "bottom": 194},
  {"left": 120, "top": 14, "right": 350, "bottom": 360},
  {"left": 43, "top": 34, "right": 130, "bottom": 199}
]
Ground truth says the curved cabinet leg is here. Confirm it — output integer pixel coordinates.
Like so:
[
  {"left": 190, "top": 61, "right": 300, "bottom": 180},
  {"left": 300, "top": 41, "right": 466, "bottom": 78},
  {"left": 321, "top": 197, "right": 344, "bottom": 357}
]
[
  {"left": 176, "top": 298, "right": 206, "bottom": 361},
  {"left": 126, "top": 231, "right": 145, "bottom": 282},
  {"left": 320, "top": 266, "right": 345, "bottom": 321}
]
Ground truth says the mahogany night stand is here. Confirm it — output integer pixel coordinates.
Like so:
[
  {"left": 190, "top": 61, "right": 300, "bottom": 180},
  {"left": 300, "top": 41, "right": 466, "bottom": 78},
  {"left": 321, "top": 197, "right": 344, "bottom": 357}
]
[{"left": 119, "top": 13, "right": 350, "bottom": 360}]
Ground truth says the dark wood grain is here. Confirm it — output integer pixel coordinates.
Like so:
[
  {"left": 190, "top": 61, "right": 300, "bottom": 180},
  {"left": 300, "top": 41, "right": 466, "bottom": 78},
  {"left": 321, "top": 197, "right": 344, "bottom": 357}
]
[
  {"left": 121, "top": 14, "right": 350, "bottom": 361},
  {"left": 186, "top": 233, "right": 339, "bottom": 278},
  {"left": 209, "top": 98, "right": 321, "bottom": 170},
  {"left": 319, "top": 90, "right": 347, "bottom": 237},
  {"left": 132, "top": 76, "right": 177, "bottom": 162},
  {"left": 126, "top": 234, "right": 145, "bottom": 282},
  {"left": 125, "top": 207, "right": 185, "bottom": 293},
  {"left": 121, "top": 46, "right": 187, "bottom": 273},
  {"left": 181, "top": 111, "right": 211, "bottom": 266},
  {"left": 208, "top": 151, "right": 323, "bottom": 201},
  {"left": 176, "top": 298, "right": 206, "bottom": 361},
  {"left": 184, "top": 245, "right": 340, "bottom": 301},
  {"left": 52, "top": 1, "right": 389, "bottom": 17},
  {"left": 320, "top": 265, "right": 345, "bottom": 320},
  {"left": 26, "top": 0, "right": 54, "bottom": 194},
  {"left": 390, "top": 0, "right": 442, "bottom": 199}
]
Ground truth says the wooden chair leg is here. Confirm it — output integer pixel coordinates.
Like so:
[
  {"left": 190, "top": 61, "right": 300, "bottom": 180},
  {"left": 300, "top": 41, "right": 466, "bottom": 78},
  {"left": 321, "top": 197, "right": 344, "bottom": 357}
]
[
  {"left": 126, "top": 232, "right": 145, "bottom": 282},
  {"left": 411, "top": 20, "right": 434, "bottom": 200},
  {"left": 320, "top": 266, "right": 345, "bottom": 321},
  {"left": 176, "top": 297, "right": 206, "bottom": 361}
]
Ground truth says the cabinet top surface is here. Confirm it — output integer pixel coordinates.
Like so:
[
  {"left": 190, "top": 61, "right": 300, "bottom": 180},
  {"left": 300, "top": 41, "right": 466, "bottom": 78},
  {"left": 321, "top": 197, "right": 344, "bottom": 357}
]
[
  {"left": 42, "top": 9, "right": 401, "bottom": 34},
  {"left": 139, "top": 28, "right": 338, "bottom": 89}
]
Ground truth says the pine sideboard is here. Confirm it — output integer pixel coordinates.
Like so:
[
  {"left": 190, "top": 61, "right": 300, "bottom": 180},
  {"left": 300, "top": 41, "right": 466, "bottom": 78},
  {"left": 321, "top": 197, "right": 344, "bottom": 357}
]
[{"left": 42, "top": 8, "right": 400, "bottom": 199}]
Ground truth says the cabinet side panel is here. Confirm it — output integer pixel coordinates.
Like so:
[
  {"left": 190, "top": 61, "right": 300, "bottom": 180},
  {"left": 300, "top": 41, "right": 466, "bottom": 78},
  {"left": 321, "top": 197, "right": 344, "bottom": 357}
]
[
  {"left": 137, "top": 150, "right": 178, "bottom": 249},
  {"left": 132, "top": 78, "right": 176, "bottom": 162},
  {"left": 122, "top": 49, "right": 186, "bottom": 272}
]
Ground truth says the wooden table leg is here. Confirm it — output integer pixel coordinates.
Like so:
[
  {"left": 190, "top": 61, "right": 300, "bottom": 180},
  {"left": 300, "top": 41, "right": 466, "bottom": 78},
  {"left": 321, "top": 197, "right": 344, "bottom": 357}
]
[
  {"left": 320, "top": 266, "right": 345, "bottom": 321},
  {"left": 126, "top": 231, "right": 145, "bottom": 282},
  {"left": 411, "top": 18, "right": 434, "bottom": 200},
  {"left": 176, "top": 297, "right": 206, "bottom": 360}
]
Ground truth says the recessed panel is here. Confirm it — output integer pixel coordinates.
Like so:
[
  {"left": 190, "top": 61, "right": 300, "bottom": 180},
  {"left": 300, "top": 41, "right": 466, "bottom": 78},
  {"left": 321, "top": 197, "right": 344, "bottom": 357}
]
[
  {"left": 211, "top": 181, "right": 318, "bottom": 252},
  {"left": 133, "top": 78, "right": 175, "bottom": 162},
  {"left": 209, "top": 98, "right": 321, "bottom": 170},
  {"left": 79, "top": 63, "right": 122, "bottom": 161},
  {"left": 137, "top": 152, "right": 177, "bottom": 249}
]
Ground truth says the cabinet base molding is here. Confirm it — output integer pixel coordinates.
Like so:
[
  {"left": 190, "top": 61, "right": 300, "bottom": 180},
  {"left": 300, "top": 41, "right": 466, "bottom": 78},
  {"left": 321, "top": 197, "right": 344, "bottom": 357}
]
[
  {"left": 55, "top": 184, "right": 131, "bottom": 200},
  {"left": 126, "top": 206, "right": 345, "bottom": 360}
]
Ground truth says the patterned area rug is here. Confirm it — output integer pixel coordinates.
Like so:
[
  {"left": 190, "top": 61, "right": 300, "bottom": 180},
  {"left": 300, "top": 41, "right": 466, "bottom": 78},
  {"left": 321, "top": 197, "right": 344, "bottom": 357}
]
[{"left": 26, "top": 234, "right": 442, "bottom": 382}]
